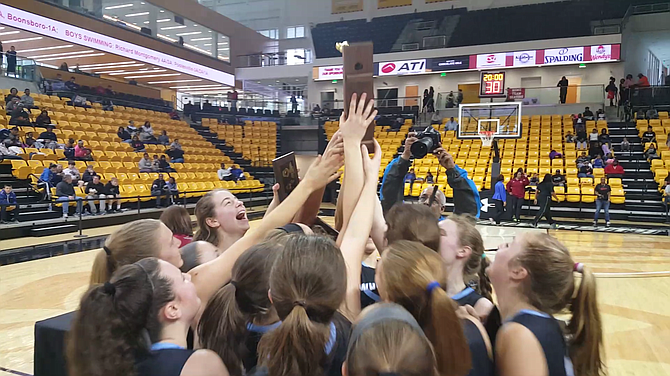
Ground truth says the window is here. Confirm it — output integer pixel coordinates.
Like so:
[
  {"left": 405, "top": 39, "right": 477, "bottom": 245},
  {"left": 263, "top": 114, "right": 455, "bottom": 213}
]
[
  {"left": 286, "top": 48, "right": 309, "bottom": 65},
  {"left": 286, "top": 26, "right": 304, "bottom": 39},
  {"left": 258, "top": 29, "right": 278, "bottom": 39}
]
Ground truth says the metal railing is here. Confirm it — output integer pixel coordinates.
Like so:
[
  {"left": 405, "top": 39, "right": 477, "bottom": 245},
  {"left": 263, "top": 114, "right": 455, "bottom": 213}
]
[{"left": 1, "top": 54, "right": 43, "bottom": 84}]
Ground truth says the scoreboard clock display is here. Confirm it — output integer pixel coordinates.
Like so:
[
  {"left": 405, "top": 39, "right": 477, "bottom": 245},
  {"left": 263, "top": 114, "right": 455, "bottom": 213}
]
[{"left": 479, "top": 71, "right": 506, "bottom": 98}]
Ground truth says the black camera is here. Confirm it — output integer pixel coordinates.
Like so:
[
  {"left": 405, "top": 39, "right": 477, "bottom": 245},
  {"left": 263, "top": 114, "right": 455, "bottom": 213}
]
[{"left": 410, "top": 126, "right": 441, "bottom": 159}]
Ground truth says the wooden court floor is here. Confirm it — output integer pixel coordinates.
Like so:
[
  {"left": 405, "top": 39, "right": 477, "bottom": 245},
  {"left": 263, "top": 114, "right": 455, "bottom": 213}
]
[{"left": 1, "top": 221, "right": 669, "bottom": 376}]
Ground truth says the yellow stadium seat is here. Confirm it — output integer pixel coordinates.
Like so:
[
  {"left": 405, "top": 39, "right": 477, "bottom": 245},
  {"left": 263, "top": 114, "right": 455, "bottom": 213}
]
[
  {"left": 566, "top": 186, "right": 580, "bottom": 203},
  {"left": 581, "top": 186, "right": 595, "bottom": 203},
  {"left": 611, "top": 187, "right": 625, "bottom": 204}
]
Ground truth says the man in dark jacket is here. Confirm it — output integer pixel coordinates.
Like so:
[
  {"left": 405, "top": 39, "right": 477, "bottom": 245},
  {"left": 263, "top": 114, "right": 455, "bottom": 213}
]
[
  {"left": 380, "top": 134, "right": 417, "bottom": 214},
  {"left": 151, "top": 173, "right": 170, "bottom": 208},
  {"left": 84, "top": 175, "right": 107, "bottom": 215},
  {"left": 104, "top": 176, "right": 121, "bottom": 213},
  {"left": 0, "top": 184, "right": 19, "bottom": 223},
  {"left": 435, "top": 147, "right": 481, "bottom": 217},
  {"left": 55, "top": 175, "right": 82, "bottom": 218}
]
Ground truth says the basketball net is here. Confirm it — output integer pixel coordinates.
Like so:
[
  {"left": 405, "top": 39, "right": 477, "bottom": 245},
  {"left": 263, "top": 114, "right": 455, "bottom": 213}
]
[{"left": 479, "top": 131, "right": 496, "bottom": 147}]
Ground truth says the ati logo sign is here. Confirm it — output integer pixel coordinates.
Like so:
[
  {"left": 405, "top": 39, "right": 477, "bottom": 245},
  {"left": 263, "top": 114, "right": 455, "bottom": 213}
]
[
  {"left": 544, "top": 47, "right": 584, "bottom": 64},
  {"left": 379, "top": 59, "right": 426, "bottom": 75}
]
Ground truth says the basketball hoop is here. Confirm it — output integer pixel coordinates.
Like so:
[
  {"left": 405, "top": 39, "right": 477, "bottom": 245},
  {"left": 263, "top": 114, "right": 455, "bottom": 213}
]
[{"left": 479, "top": 131, "right": 496, "bottom": 147}]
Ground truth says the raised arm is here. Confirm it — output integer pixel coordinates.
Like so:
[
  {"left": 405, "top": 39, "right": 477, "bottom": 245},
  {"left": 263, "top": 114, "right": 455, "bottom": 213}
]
[
  {"left": 190, "top": 153, "right": 344, "bottom": 307},
  {"left": 339, "top": 140, "right": 382, "bottom": 319},
  {"left": 337, "top": 93, "right": 377, "bottom": 245}
]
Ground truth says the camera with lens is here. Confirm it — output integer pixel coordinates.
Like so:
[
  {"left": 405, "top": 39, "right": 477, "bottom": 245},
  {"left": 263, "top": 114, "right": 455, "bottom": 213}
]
[{"left": 410, "top": 126, "right": 442, "bottom": 159}]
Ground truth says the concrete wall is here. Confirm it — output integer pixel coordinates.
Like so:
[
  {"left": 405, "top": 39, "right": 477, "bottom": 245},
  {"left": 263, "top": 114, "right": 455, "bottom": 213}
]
[{"left": 622, "top": 13, "right": 670, "bottom": 85}]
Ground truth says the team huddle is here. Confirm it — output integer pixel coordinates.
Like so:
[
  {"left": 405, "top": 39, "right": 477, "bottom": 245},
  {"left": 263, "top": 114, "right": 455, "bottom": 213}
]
[{"left": 67, "top": 94, "right": 604, "bottom": 376}]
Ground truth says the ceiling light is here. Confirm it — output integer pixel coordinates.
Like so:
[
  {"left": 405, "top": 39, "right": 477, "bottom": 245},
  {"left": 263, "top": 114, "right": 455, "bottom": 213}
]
[
  {"left": 110, "top": 69, "right": 167, "bottom": 75},
  {"left": 79, "top": 61, "right": 136, "bottom": 68},
  {"left": 218, "top": 47, "right": 229, "bottom": 50},
  {"left": 0, "top": 27, "right": 5, "bottom": 30},
  {"left": 0, "top": 31, "right": 20, "bottom": 37},
  {"left": 203, "top": 43, "right": 212, "bottom": 46},
  {"left": 36, "top": 62, "right": 59, "bottom": 69},
  {"left": 184, "top": 44, "right": 212, "bottom": 55},
  {"left": 104, "top": 4, "right": 133, "bottom": 9},
  {"left": 157, "top": 18, "right": 171, "bottom": 22},
  {"left": 2, "top": 37, "right": 43, "bottom": 43},
  {"left": 181, "top": 87, "right": 227, "bottom": 92},
  {"left": 191, "top": 37, "right": 212, "bottom": 41},
  {"left": 161, "top": 25, "right": 187, "bottom": 30},
  {"left": 148, "top": 79, "right": 202, "bottom": 84},
  {"left": 91, "top": 64, "right": 146, "bottom": 71},
  {"left": 169, "top": 84, "right": 224, "bottom": 89},
  {"left": 159, "top": 9, "right": 165, "bottom": 12},
  {"left": 96, "top": 69, "right": 127, "bottom": 74},
  {"left": 276, "top": 80, "right": 280, "bottom": 83},
  {"left": 17, "top": 45, "right": 75, "bottom": 53},
  {"left": 208, "top": 30, "right": 212, "bottom": 33},
  {"left": 124, "top": 73, "right": 181, "bottom": 79},
  {"left": 27, "top": 50, "right": 96, "bottom": 59},
  {"left": 35, "top": 53, "right": 105, "bottom": 62},
  {"left": 157, "top": 34, "right": 177, "bottom": 42},
  {"left": 125, "top": 12, "right": 150, "bottom": 17},
  {"left": 176, "top": 32, "right": 202, "bottom": 36}
]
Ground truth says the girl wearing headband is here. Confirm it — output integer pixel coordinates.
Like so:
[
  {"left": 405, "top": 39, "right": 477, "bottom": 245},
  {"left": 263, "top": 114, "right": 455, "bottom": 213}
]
[
  {"left": 343, "top": 303, "right": 438, "bottom": 376},
  {"left": 488, "top": 233, "right": 604, "bottom": 376},
  {"left": 377, "top": 240, "right": 493, "bottom": 376},
  {"left": 68, "top": 257, "right": 226, "bottom": 376}
]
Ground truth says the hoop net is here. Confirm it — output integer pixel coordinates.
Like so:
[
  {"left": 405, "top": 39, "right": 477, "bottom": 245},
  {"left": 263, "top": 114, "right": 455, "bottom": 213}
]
[{"left": 479, "top": 131, "right": 496, "bottom": 147}]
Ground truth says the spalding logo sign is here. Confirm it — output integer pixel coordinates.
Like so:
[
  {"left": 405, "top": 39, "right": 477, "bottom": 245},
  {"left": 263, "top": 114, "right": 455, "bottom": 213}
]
[
  {"left": 544, "top": 47, "right": 584, "bottom": 64},
  {"left": 378, "top": 59, "right": 426, "bottom": 76}
]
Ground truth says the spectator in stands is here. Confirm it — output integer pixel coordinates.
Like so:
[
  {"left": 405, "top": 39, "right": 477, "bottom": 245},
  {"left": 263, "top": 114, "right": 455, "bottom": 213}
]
[
  {"left": 21, "top": 89, "right": 37, "bottom": 109},
  {"left": 65, "top": 77, "right": 80, "bottom": 91},
  {"left": 549, "top": 149, "right": 562, "bottom": 160},
  {"left": 38, "top": 163, "right": 58, "bottom": 199},
  {"left": 5, "top": 96, "right": 20, "bottom": 114},
  {"left": 159, "top": 206, "right": 192, "bottom": 247},
  {"left": 529, "top": 173, "right": 539, "bottom": 186},
  {"left": 596, "top": 108, "right": 606, "bottom": 120},
  {"left": 23, "top": 132, "right": 37, "bottom": 148},
  {"left": 573, "top": 113, "right": 585, "bottom": 130},
  {"left": 105, "top": 85, "right": 115, "bottom": 96},
  {"left": 230, "top": 164, "right": 245, "bottom": 182},
  {"left": 117, "top": 126, "right": 132, "bottom": 143},
  {"left": 430, "top": 110, "right": 442, "bottom": 125},
  {"left": 565, "top": 131, "right": 575, "bottom": 143},
  {"left": 170, "top": 138, "right": 182, "bottom": 151},
  {"left": 444, "top": 117, "right": 458, "bottom": 131},
  {"left": 217, "top": 163, "right": 232, "bottom": 181},
  {"left": 166, "top": 144, "right": 185, "bottom": 163},
  {"left": 425, "top": 171, "right": 434, "bottom": 184},
  {"left": 2, "top": 127, "right": 21, "bottom": 147},
  {"left": 4, "top": 88, "right": 19, "bottom": 104},
  {"left": 557, "top": 76, "right": 568, "bottom": 104},
  {"left": 604, "top": 152, "right": 615, "bottom": 166},
  {"left": 457, "top": 89, "right": 464, "bottom": 105},
  {"left": 405, "top": 168, "right": 416, "bottom": 183},
  {"left": 82, "top": 165, "right": 98, "bottom": 184},
  {"left": 647, "top": 107, "right": 659, "bottom": 120},
  {"left": 575, "top": 127, "right": 588, "bottom": 150},
  {"left": 58, "top": 62, "right": 69, "bottom": 71},
  {"left": 152, "top": 155, "right": 160, "bottom": 169},
  {"left": 151, "top": 173, "right": 170, "bottom": 208},
  {"left": 158, "top": 130, "right": 170, "bottom": 145},
  {"left": 664, "top": 183, "right": 670, "bottom": 220},
  {"left": 594, "top": 177, "right": 611, "bottom": 227},
  {"left": 127, "top": 120, "right": 139, "bottom": 136},
  {"left": 583, "top": 107, "right": 594, "bottom": 120},
  {"left": 552, "top": 169, "right": 566, "bottom": 186},
  {"left": 101, "top": 97, "right": 114, "bottom": 111},
  {"left": 619, "top": 78, "right": 628, "bottom": 106},
  {"left": 620, "top": 136, "right": 631, "bottom": 155},
  {"left": 139, "top": 122, "right": 157, "bottom": 143},
  {"left": 63, "top": 160, "right": 82, "bottom": 182},
  {"left": 645, "top": 143, "right": 660, "bottom": 162},
  {"left": 130, "top": 135, "right": 145, "bottom": 152},
  {"left": 606, "top": 77, "right": 618, "bottom": 106},
  {"left": 63, "top": 138, "right": 76, "bottom": 160},
  {"left": 169, "top": 109, "right": 180, "bottom": 120},
  {"left": 5, "top": 46, "right": 17, "bottom": 77},
  {"left": 85, "top": 175, "right": 107, "bottom": 215},
  {"left": 604, "top": 159, "right": 625, "bottom": 178},
  {"left": 141, "top": 121, "right": 157, "bottom": 138},
  {"left": 35, "top": 110, "right": 52, "bottom": 128},
  {"left": 491, "top": 174, "right": 506, "bottom": 225},
  {"left": 0, "top": 184, "right": 19, "bottom": 223},
  {"left": 592, "top": 155, "right": 604, "bottom": 169},
  {"left": 104, "top": 177, "right": 121, "bottom": 213},
  {"left": 637, "top": 73, "right": 650, "bottom": 87},
  {"left": 290, "top": 95, "right": 298, "bottom": 112},
  {"left": 139, "top": 152, "right": 156, "bottom": 173},
  {"left": 74, "top": 140, "right": 93, "bottom": 161},
  {"left": 158, "top": 155, "right": 175, "bottom": 172},
  {"left": 507, "top": 170, "right": 529, "bottom": 222},
  {"left": 94, "top": 85, "right": 105, "bottom": 96},
  {"left": 231, "top": 89, "right": 238, "bottom": 109},
  {"left": 588, "top": 128, "right": 600, "bottom": 157},
  {"left": 578, "top": 164, "right": 594, "bottom": 178},
  {"left": 599, "top": 128, "right": 611, "bottom": 148},
  {"left": 167, "top": 176, "right": 179, "bottom": 204},
  {"left": 55, "top": 174, "right": 82, "bottom": 218},
  {"left": 444, "top": 91, "right": 454, "bottom": 109},
  {"left": 642, "top": 126, "right": 656, "bottom": 144},
  {"left": 8, "top": 104, "right": 31, "bottom": 126}
]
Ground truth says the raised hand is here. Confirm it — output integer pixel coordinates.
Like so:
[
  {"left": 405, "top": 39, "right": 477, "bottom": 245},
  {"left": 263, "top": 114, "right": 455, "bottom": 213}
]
[
  {"left": 302, "top": 153, "right": 344, "bottom": 191},
  {"left": 361, "top": 139, "right": 382, "bottom": 184},
  {"left": 339, "top": 93, "right": 377, "bottom": 142},
  {"left": 401, "top": 132, "right": 418, "bottom": 160},
  {"left": 434, "top": 147, "right": 455, "bottom": 170},
  {"left": 324, "top": 130, "right": 344, "bottom": 159}
]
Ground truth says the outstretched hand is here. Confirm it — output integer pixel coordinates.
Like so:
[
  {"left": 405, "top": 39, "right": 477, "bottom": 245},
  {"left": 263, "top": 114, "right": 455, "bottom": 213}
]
[
  {"left": 434, "top": 147, "right": 455, "bottom": 170},
  {"left": 324, "top": 130, "right": 344, "bottom": 159},
  {"left": 302, "top": 152, "right": 344, "bottom": 191},
  {"left": 361, "top": 139, "right": 382, "bottom": 184},
  {"left": 339, "top": 93, "right": 378, "bottom": 142}
]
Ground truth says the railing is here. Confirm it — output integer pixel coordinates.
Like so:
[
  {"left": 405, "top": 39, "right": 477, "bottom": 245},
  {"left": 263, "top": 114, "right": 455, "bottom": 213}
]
[
  {"left": 47, "top": 88, "right": 173, "bottom": 113},
  {"left": 629, "top": 86, "right": 670, "bottom": 109},
  {"left": 237, "top": 52, "right": 313, "bottom": 68},
  {"left": 1, "top": 54, "right": 43, "bottom": 84},
  {"left": 321, "top": 96, "right": 422, "bottom": 111}
]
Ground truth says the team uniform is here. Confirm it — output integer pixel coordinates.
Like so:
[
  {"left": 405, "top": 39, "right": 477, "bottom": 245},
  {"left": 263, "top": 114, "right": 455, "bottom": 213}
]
[
  {"left": 360, "top": 262, "right": 380, "bottom": 309},
  {"left": 136, "top": 343, "right": 195, "bottom": 376},
  {"left": 452, "top": 287, "right": 494, "bottom": 376}
]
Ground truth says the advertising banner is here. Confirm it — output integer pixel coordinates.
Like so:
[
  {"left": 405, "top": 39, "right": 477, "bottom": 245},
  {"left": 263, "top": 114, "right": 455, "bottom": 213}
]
[
  {"left": 507, "top": 88, "right": 526, "bottom": 100},
  {"left": 589, "top": 45, "right": 613, "bottom": 61},
  {"left": 512, "top": 50, "right": 537, "bottom": 67},
  {"left": 476, "top": 53, "right": 507, "bottom": 69},
  {"left": 426, "top": 0, "right": 454, "bottom": 3},
  {"left": 428, "top": 56, "right": 469, "bottom": 71},
  {"left": 378, "top": 0, "right": 412, "bottom": 9},
  {"left": 543, "top": 47, "right": 584, "bottom": 65},
  {"left": 378, "top": 59, "right": 426, "bottom": 76},
  {"left": 0, "top": 4, "right": 234, "bottom": 85},
  {"left": 332, "top": 0, "right": 363, "bottom": 14},
  {"left": 317, "top": 65, "right": 344, "bottom": 80}
]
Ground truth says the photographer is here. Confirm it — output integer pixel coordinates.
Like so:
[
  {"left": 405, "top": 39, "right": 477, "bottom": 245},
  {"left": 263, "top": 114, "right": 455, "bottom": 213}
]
[{"left": 380, "top": 133, "right": 418, "bottom": 213}]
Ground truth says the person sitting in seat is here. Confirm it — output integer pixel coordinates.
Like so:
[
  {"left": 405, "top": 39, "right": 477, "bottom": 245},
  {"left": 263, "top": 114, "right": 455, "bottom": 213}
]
[
  {"left": 37, "top": 125, "right": 59, "bottom": 149},
  {"left": 63, "top": 139, "right": 76, "bottom": 160},
  {"left": 578, "top": 164, "right": 594, "bottom": 178},
  {"left": 230, "top": 165, "right": 245, "bottom": 182},
  {"left": 604, "top": 159, "right": 625, "bottom": 178},
  {"left": 131, "top": 134, "right": 145, "bottom": 152},
  {"left": 642, "top": 126, "right": 656, "bottom": 144},
  {"left": 55, "top": 174, "right": 82, "bottom": 218},
  {"left": 118, "top": 126, "right": 132, "bottom": 143},
  {"left": 158, "top": 155, "right": 175, "bottom": 172},
  {"left": 104, "top": 177, "right": 121, "bottom": 213},
  {"left": 151, "top": 173, "right": 170, "bottom": 208},
  {"left": 82, "top": 165, "right": 99, "bottom": 184},
  {"left": 63, "top": 160, "right": 82, "bottom": 185},
  {"left": 0, "top": 184, "right": 19, "bottom": 223},
  {"left": 2, "top": 127, "right": 21, "bottom": 147},
  {"left": 35, "top": 110, "right": 52, "bottom": 128},
  {"left": 645, "top": 143, "right": 660, "bottom": 162},
  {"left": 85, "top": 175, "right": 107, "bottom": 215},
  {"left": 444, "top": 117, "right": 458, "bottom": 132},
  {"left": 139, "top": 152, "right": 157, "bottom": 173},
  {"left": 21, "top": 89, "right": 38, "bottom": 109},
  {"left": 592, "top": 155, "right": 604, "bottom": 169},
  {"left": 158, "top": 130, "right": 170, "bottom": 145},
  {"left": 217, "top": 163, "right": 232, "bottom": 181},
  {"left": 165, "top": 145, "right": 185, "bottom": 163},
  {"left": 565, "top": 131, "right": 575, "bottom": 143},
  {"left": 74, "top": 140, "right": 93, "bottom": 161},
  {"left": 552, "top": 169, "right": 566, "bottom": 186}
]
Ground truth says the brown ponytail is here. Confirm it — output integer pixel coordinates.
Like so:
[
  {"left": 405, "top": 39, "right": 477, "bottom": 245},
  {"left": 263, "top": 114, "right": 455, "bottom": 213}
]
[
  {"left": 568, "top": 266, "right": 604, "bottom": 376},
  {"left": 380, "top": 241, "right": 471, "bottom": 376},
  {"left": 198, "top": 242, "right": 281, "bottom": 376},
  {"left": 386, "top": 204, "right": 441, "bottom": 252},
  {"left": 448, "top": 215, "right": 491, "bottom": 300},
  {"left": 258, "top": 235, "right": 346, "bottom": 376},
  {"left": 68, "top": 258, "right": 174, "bottom": 376},
  {"left": 516, "top": 233, "right": 604, "bottom": 376},
  {"left": 90, "top": 219, "right": 164, "bottom": 285}
]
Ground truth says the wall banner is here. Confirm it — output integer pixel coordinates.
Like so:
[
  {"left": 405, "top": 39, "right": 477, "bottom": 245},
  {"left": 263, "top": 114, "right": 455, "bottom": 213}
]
[
  {"left": 378, "top": 0, "right": 412, "bottom": 9},
  {"left": 332, "top": 0, "right": 363, "bottom": 14}
]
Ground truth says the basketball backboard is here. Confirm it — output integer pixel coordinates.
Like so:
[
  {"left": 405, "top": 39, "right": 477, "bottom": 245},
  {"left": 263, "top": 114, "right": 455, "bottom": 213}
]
[{"left": 457, "top": 102, "right": 523, "bottom": 141}]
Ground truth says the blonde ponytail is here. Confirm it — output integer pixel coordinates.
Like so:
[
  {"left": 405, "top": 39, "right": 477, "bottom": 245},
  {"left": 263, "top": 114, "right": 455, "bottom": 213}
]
[
  {"left": 427, "top": 285, "right": 472, "bottom": 376},
  {"left": 568, "top": 266, "right": 604, "bottom": 376}
]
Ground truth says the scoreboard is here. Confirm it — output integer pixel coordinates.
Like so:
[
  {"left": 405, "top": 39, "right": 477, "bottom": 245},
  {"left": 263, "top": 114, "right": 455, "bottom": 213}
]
[{"left": 479, "top": 71, "right": 506, "bottom": 98}]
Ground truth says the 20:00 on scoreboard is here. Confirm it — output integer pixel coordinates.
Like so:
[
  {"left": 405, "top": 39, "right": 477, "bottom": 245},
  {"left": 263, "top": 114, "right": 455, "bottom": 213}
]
[{"left": 479, "top": 71, "right": 506, "bottom": 98}]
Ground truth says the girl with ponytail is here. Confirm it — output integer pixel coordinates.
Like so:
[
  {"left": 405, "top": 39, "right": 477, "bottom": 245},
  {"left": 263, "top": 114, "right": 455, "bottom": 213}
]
[
  {"left": 198, "top": 242, "right": 281, "bottom": 376},
  {"left": 68, "top": 257, "right": 227, "bottom": 376},
  {"left": 438, "top": 215, "right": 494, "bottom": 320},
  {"left": 488, "top": 232, "right": 604, "bottom": 376},
  {"left": 377, "top": 240, "right": 493, "bottom": 376}
]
